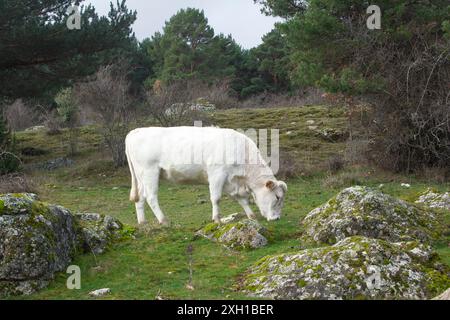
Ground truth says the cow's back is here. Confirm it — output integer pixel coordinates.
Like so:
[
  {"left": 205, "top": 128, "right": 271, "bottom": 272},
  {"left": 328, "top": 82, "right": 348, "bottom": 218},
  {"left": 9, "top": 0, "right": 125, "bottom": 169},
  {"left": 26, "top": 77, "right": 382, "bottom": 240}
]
[{"left": 126, "top": 127, "right": 257, "bottom": 183}]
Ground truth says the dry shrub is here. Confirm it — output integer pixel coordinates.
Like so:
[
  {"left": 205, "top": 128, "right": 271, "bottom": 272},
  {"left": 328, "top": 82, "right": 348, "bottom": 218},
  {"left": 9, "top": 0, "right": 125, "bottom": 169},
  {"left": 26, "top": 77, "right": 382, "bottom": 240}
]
[
  {"left": 4, "top": 99, "right": 36, "bottom": 131},
  {"left": 36, "top": 105, "right": 62, "bottom": 135},
  {"left": 74, "top": 64, "right": 136, "bottom": 167},
  {"left": 239, "top": 87, "right": 326, "bottom": 109},
  {"left": 145, "top": 80, "right": 235, "bottom": 127},
  {"left": 0, "top": 173, "right": 36, "bottom": 194},
  {"left": 322, "top": 170, "right": 365, "bottom": 189},
  {"left": 275, "top": 151, "right": 318, "bottom": 179},
  {"left": 420, "top": 167, "right": 450, "bottom": 184},
  {"left": 326, "top": 155, "right": 345, "bottom": 174},
  {"left": 344, "top": 138, "right": 370, "bottom": 165}
]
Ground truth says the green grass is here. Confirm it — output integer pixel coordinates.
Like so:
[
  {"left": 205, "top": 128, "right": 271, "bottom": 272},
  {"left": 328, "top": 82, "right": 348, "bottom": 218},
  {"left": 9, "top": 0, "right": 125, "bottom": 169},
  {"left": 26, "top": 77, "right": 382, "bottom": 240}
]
[{"left": 7, "top": 106, "right": 450, "bottom": 300}]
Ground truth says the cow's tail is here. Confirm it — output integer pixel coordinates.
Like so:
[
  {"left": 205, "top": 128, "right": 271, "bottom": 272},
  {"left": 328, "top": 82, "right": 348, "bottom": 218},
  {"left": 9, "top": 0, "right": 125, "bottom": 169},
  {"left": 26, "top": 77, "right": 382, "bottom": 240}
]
[{"left": 125, "top": 138, "right": 140, "bottom": 203}]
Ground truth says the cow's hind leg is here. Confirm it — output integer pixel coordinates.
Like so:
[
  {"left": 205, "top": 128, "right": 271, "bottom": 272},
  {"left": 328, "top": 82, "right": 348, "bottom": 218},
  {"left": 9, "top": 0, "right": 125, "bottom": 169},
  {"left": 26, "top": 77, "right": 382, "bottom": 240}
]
[
  {"left": 143, "top": 168, "right": 168, "bottom": 226},
  {"left": 135, "top": 195, "right": 147, "bottom": 224}
]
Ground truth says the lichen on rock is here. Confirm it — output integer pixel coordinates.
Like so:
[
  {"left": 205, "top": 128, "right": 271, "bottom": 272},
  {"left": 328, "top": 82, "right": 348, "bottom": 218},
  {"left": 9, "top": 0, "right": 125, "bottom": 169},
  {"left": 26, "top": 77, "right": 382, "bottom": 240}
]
[
  {"left": 0, "top": 193, "right": 78, "bottom": 296},
  {"left": 415, "top": 188, "right": 450, "bottom": 211},
  {"left": 0, "top": 193, "right": 134, "bottom": 297},
  {"left": 301, "top": 186, "right": 439, "bottom": 245},
  {"left": 74, "top": 213, "right": 135, "bottom": 255},
  {"left": 196, "top": 215, "right": 269, "bottom": 249},
  {"left": 242, "top": 236, "right": 450, "bottom": 300}
]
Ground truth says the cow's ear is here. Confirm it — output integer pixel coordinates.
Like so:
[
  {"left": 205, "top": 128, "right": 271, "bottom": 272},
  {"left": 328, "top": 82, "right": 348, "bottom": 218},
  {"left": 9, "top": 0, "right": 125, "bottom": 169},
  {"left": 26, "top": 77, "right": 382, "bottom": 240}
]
[
  {"left": 265, "top": 180, "right": 275, "bottom": 190},
  {"left": 278, "top": 181, "right": 288, "bottom": 192}
]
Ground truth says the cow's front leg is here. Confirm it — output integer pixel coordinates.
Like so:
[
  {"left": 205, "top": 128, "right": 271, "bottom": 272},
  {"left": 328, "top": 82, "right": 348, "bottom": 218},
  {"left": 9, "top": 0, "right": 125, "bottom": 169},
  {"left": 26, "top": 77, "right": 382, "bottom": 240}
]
[
  {"left": 135, "top": 197, "right": 147, "bottom": 224},
  {"left": 208, "top": 172, "right": 227, "bottom": 223},
  {"left": 237, "top": 198, "right": 256, "bottom": 220}
]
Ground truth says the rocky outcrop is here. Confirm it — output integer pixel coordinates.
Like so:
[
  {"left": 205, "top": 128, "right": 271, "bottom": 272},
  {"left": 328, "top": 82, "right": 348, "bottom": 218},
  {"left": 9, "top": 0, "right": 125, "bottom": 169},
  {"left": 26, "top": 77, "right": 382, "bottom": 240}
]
[
  {"left": 0, "top": 194, "right": 133, "bottom": 297},
  {"left": 33, "top": 157, "right": 75, "bottom": 171},
  {"left": 75, "top": 213, "right": 134, "bottom": 255},
  {"left": 415, "top": 188, "right": 450, "bottom": 211},
  {"left": 301, "top": 186, "right": 439, "bottom": 245},
  {"left": 309, "top": 127, "right": 348, "bottom": 142},
  {"left": 242, "top": 236, "right": 450, "bottom": 300},
  {"left": 0, "top": 194, "right": 78, "bottom": 296},
  {"left": 196, "top": 216, "right": 269, "bottom": 250}
]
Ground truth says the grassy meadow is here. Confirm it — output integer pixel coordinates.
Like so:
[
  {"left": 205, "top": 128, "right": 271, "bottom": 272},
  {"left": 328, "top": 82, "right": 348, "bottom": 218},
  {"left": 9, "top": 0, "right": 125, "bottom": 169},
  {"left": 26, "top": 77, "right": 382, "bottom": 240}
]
[{"left": 9, "top": 106, "right": 450, "bottom": 300}]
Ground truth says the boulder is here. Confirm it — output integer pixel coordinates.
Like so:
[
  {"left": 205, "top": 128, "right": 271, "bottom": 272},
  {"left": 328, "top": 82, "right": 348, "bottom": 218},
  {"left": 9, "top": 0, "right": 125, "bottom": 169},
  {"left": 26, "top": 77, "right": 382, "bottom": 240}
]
[
  {"left": 89, "top": 288, "right": 111, "bottom": 297},
  {"left": 301, "top": 186, "right": 439, "bottom": 245},
  {"left": 0, "top": 194, "right": 78, "bottom": 296},
  {"left": 242, "top": 236, "right": 450, "bottom": 300},
  {"left": 433, "top": 288, "right": 450, "bottom": 300},
  {"left": 75, "top": 213, "right": 134, "bottom": 255},
  {"left": 415, "top": 188, "right": 450, "bottom": 211},
  {"left": 309, "top": 127, "right": 348, "bottom": 142},
  {"left": 34, "top": 157, "right": 75, "bottom": 171},
  {"left": 196, "top": 216, "right": 269, "bottom": 250},
  {"left": 0, "top": 194, "right": 133, "bottom": 297}
]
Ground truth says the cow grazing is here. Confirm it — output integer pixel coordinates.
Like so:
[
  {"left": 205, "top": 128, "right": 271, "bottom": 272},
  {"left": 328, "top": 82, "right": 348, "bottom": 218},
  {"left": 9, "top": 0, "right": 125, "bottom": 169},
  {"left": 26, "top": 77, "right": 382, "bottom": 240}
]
[{"left": 125, "top": 127, "right": 287, "bottom": 225}]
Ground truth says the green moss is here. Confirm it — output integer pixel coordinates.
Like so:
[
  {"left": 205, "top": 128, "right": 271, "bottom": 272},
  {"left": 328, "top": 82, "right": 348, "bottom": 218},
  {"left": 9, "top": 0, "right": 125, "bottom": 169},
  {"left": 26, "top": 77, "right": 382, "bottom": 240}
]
[
  {"left": 118, "top": 224, "right": 136, "bottom": 241},
  {"left": 202, "top": 222, "right": 219, "bottom": 234},
  {"left": 425, "top": 269, "right": 450, "bottom": 296},
  {"left": 297, "top": 279, "right": 307, "bottom": 288}
]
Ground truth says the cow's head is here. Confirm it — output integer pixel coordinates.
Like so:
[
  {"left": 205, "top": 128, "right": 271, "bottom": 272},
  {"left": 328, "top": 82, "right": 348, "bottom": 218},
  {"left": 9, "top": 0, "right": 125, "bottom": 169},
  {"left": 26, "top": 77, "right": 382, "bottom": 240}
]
[{"left": 252, "top": 180, "right": 287, "bottom": 221}]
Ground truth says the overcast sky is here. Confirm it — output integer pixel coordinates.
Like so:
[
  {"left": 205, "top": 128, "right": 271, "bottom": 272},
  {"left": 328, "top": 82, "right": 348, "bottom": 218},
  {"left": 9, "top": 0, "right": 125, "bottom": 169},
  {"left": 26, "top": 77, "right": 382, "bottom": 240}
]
[{"left": 86, "top": 0, "right": 282, "bottom": 49}]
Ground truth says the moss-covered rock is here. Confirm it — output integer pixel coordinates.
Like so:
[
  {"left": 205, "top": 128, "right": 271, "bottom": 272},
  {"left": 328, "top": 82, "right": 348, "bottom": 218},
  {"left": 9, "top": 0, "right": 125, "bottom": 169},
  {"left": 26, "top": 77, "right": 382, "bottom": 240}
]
[
  {"left": 0, "top": 194, "right": 134, "bottom": 297},
  {"left": 242, "top": 236, "right": 450, "bottom": 300},
  {"left": 196, "top": 215, "right": 269, "bottom": 250},
  {"left": 432, "top": 287, "right": 450, "bottom": 300},
  {"left": 415, "top": 188, "right": 450, "bottom": 211},
  {"left": 310, "top": 127, "right": 349, "bottom": 142},
  {"left": 301, "top": 186, "right": 439, "bottom": 245},
  {"left": 0, "top": 193, "right": 78, "bottom": 297},
  {"left": 74, "top": 213, "right": 135, "bottom": 255}
]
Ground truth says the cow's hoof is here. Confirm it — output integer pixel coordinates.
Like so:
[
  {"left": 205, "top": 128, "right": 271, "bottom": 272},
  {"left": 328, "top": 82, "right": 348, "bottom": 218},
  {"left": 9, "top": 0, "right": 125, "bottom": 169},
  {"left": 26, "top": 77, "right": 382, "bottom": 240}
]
[
  {"left": 159, "top": 219, "right": 170, "bottom": 227},
  {"left": 247, "top": 214, "right": 257, "bottom": 220}
]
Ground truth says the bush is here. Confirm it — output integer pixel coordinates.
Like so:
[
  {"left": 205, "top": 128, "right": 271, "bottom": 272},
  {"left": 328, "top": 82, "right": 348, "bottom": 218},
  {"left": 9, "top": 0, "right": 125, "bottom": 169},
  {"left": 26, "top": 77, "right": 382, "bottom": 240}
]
[
  {"left": 322, "top": 171, "right": 365, "bottom": 190},
  {"left": 0, "top": 173, "right": 36, "bottom": 194},
  {"left": 145, "top": 80, "right": 234, "bottom": 127},
  {"left": 0, "top": 113, "right": 20, "bottom": 175},
  {"left": 4, "top": 99, "right": 36, "bottom": 131},
  {"left": 326, "top": 155, "right": 345, "bottom": 174},
  {"left": 74, "top": 64, "right": 136, "bottom": 167},
  {"left": 55, "top": 88, "right": 79, "bottom": 156}
]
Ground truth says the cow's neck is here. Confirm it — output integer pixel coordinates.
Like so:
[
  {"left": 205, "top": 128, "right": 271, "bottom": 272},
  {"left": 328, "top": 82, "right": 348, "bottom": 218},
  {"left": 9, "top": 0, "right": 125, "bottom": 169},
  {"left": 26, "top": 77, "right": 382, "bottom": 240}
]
[{"left": 244, "top": 164, "right": 276, "bottom": 191}]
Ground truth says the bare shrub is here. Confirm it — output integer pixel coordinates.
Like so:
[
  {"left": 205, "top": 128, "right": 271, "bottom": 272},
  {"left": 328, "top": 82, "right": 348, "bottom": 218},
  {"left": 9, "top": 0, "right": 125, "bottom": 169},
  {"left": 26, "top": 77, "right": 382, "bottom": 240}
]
[
  {"left": 322, "top": 171, "right": 365, "bottom": 189},
  {"left": 36, "top": 105, "right": 62, "bottom": 135},
  {"left": 275, "top": 151, "right": 319, "bottom": 179},
  {"left": 326, "top": 155, "right": 345, "bottom": 174},
  {"left": 145, "top": 80, "right": 234, "bottom": 127},
  {"left": 74, "top": 64, "right": 136, "bottom": 167},
  {"left": 344, "top": 138, "right": 370, "bottom": 165},
  {"left": 0, "top": 173, "right": 36, "bottom": 194},
  {"left": 204, "top": 81, "right": 237, "bottom": 109},
  {"left": 4, "top": 99, "right": 36, "bottom": 131},
  {"left": 420, "top": 167, "right": 450, "bottom": 184},
  {"left": 239, "top": 88, "right": 326, "bottom": 109}
]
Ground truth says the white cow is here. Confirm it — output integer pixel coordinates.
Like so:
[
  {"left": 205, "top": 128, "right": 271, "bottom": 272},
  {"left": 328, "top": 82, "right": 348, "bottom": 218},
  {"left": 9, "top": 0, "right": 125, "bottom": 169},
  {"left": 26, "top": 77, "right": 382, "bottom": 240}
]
[{"left": 125, "top": 126, "right": 287, "bottom": 225}]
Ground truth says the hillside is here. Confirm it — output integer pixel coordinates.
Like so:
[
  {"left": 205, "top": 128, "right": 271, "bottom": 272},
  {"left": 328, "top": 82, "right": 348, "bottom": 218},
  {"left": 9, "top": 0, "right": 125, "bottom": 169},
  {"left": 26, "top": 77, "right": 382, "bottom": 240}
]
[{"left": 8, "top": 106, "right": 450, "bottom": 300}]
